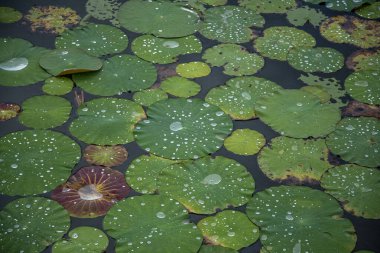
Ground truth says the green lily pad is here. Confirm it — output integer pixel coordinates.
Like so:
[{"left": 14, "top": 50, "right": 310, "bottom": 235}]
[
  {"left": 84, "top": 145, "right": 128, "bottom": 167},
  {"left": 0, "top": 7, "right": 22, "bottom": 23},
  {"left": 0, "top": 197, "right": 70, "bottom": 253},
  {"left": 246, "top": 186, "right": 357, "bottom": 253},
  {"left": 326, "top": 117, "right": 380, "bottom": 168},
  {"left": 104, "top": 195, "right": 203, "bottom": 252},
  {"left": 345, "top": 70, "right": 380, "bottom": 105},
  {"left": 320, "top": 16, "right": 380, "bottom": 49},
  {"left": 176, "top": 62, "right": 211, "bottom": 79},
  {"left": 203, "top": 44, "right": 264, "bottom": 76},
  {"left": 55, "top": 23, "right": 129, "bottom": 57},
  {"left": 84, "top": 0, "right": 121, "bottom": 26},
  {"left": 286, "top": 6, "right": 327, "bottom": 27},
  {"left": 42, "top": 76, "right": 73, "bottom": 95},
  {"left": 132, "top": 88, "right": 168, "bottom": 107},
  {"left": 239, "top": 0, "right": 297, "bottom": 13},
  {"left": 53, "top": 226, "right": 109, "bottom": 253},
  {"left": 118, "top": 0, "right": 200, "bottom": 38},
  {"left": 0, "top": 130, "right": 80, "bottom": 195},
  {"left": 205, "top": 76, "right": 282, "bottom": 120},
  {"left": 304, "top": 0, "right": 375, "bottom": 12},
  {"left": 19, "top": 95, "right": 72, "bottom": 129},
  {"left": 300, "top": 85, "right": 331, "bottom": 103},
  {"left": 0, "top": 103, "right": 20, "bottom": 121},
  {"left": 356, "top": 2, "right": 380, "bottom": 19},
  {"left": 198, "top": 210, "right": 259, "bottom": 250},
  {"left": 254, "top": 26, "right": 316, "bottom": 61},
  {"left": 132, "top": 35, "right": 202, "bottom": 64},
  {"left": 321, "top": 164, "right": 380, "bottom": 219},
  {"left": 346, "top": 49, "right": 380, "bottom": 71},
  {"left": 255, "top": 89, "right": 341, "bottom": 138},
  {"left": 224, "top": 129, "right": 265, "bottom": 156},
  {"left": 0, "top": 38, "right": 51, "bottom": 86},
  {"left": 70, "top": 97, "right": 146, "bottom": 145},
  {"left": 134, "top": 98, "right": 233, "bottom": 160},
  {"left": 287, "top": 47, "right": 344, "bottom": 73},
  {"left": 198, "top": 245, "right": 238, "bottom": 253},
  {"left": 258, "top": 136, "right": 331, "bottom": 183},
  {"left": 158, "top": 156, "right": 255, "bottom": 214},
  {"left": 160, "top": 76, "right": 201, "bottom": 98},
  {"left": 200, "top": 6, "right": 264, "bottom": 43}
]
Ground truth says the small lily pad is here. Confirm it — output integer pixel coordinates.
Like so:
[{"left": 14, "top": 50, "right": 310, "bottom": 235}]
[
  {"left": 239, "top": 0, "right": 297, "bottom": 13},
  {"left": 84, "top": 145, "right": 128, "bottom": 167},
  {"left": 345, "top": 70, "right": 380, "bottom": 105},
  {"left": 224, "top": 129, "right": 265, "bottom": 156},
  {"left": 198, "top": 210, "right": 259, "bottom": 250},
  {"left": 199, "top": 245, "right": 238, "bottom": 253},
  {"left": 160, "top": 76, "right": 201, "bottom": 98},
  {"left": 286, "top": 6, "right": 327, "bottom": 27},
  {"left": 0, "top": 103, "right": 20, "bottom": 121},
  {"left": 346, "top": 49, "right": 380, "bottom": 71},
  {"left": 42, "top": 77, "right": 74, "bottom": 95},
  {"left": 356, "top": 2, "right": 380, "bottom": 19},
  {"left": 176, "top": 62, "right": 211, "bottom": 79},
  {"left": 304, "top": 0, "right": 375, "bottom": 12},
  {"left": 132, "top": 88, "right": 168, "bottom": 107},
  {"left": 0, "top": 7, "right": 22, "bottom": 23}
]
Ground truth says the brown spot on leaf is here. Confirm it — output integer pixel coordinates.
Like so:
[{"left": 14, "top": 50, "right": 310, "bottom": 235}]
[{"left": 343, "top": 101, "right": 380, "bottom": 119}]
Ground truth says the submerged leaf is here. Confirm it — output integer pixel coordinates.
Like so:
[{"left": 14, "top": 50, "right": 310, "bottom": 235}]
[
  {"left": 85, "top": 0, "right": 121, "bottom": 26},
  {"left": 160, "top": 76, "right": 201, "bottom": 98},
  {"left": 286, "top": 6, "right": 327, "bottom": 27},
  {"left": 239, "top": 0, "right": 297, "bottom": 14},
  {"left": 0, "top": 7, "right": 22, "bottom": 23},
  {"left": 84, "top": 145, "right": 128, "bottom": 167},
  {"left": 132, "top": 88, "right": 168, "bottom": 107},
  {"left": 0, "top": 103, "right": 20, "bottom": 121},
  {"left": 42, "top": 77, "right": 73, "bottom": 95},
  {"left": 355, "top": 2, "right": 380, "bottom": 19},
  {"left": 342, "top": 101, "right": 380, "bottom": 119},
  {"left": 346, "top": 49, "right": 380, "bottom": 71}
]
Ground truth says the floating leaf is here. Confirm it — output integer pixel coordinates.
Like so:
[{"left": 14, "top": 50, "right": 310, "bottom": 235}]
[
  {"left": 239, "top": 0, "right": 297, "bottom": 13},
  {"left": 84, "top": 145, "right": 128, "bottom": 167},
  {"left": 304, "top": 0, "right": 375, "bottom": 12},
  {"left": 160, "top": 76, "right": 201, "bottom": 98},
  {"left": 224, "top": 129, "right": 265, "bottom": 156},
  {"left": 199, "top": 245, "right": 238, "bottom": 253},
  {"left": 286, "top": 6, "right": 327, "bottom": 27},
  {"left": 176, "top": 62, "right": 211, "bottom": 79},
  {"left": 356, "top": 2, "right": 380, "bottom": 19},
  {"left": 346, "top": 49, "right": 380, "bottom": 71},
  {"left": 0, "top": 7, "right": 22, "bottom": 23},
  {"left": 42, "top": 77, "right": 74, "bottom": 95},
  {"left": 198, "top": 210, "right": 259, "bottom": 250},
  {"left": 0, "top": 197, "right": 70, "bottom": 253},
  {"left": 70, "top": 97, "right": 146, "bottom": 145},
  {"left": 134, "top": 98, "right": 233, "bottom": 160},
  {"left": 84, "top": 0, "right": 121, "bottom": 26},
  {"left": 51, "top": 166, "right": 130, "bottom": 218},
  {"left": 326, "top": 117, "right": 380, "bottom": 168},
  {"left": 345, "top": 70, "right": 380, "bottom": 105},
  {"left": 158, "top": 156, "right": 255, "bottom": 214},
  {"left": 0, "top": 103, "right": 20, "bottom": 121},
  {"left": 104, "top": 195, "right": 203, "bottom": 252},
  {"left": 0, "top": 130, "right": 80, "bottom": 195},
  {"left": 246, "top": 186, "right": 357, "bottom": 253},
  {"left": 132, "top": 88, "right": 168, "bottom": 107},
  {"left": 343, "top": 101, "right": 380, "bottom": 119}
]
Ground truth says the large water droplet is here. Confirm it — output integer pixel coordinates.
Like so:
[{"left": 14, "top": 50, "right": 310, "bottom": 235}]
[
  {"left": 292, "top": 240, "right": 301, "bottom": 253},
  {"left": 227, "top": 231, "right": 235, "bottom": 237},
  {"left": 0, "top": 57, "right": 28, "bottom": 71},
  {"left": 163, "top": 41, "right": 179, "bottom": 48},
  {"left": 78, "top": 184, "right": 103, "bottom": 200},
  {"left": 156, "top": 211, "right": 166, "bottom": 219},
  {"left": 170, "top": 121, "right": 183, "bottom": 131},
  {"left": 201, "top": 174, "right": 222, "bottom": 185},
  {"left": 10, "top": 164, "right": 18, "bottom": 169},
  {"left": 296, "top": 102, "right": 303, "bottom": 107},
  {"left": 345, "top": 125, "right": 355, "bottom": 131},
  {"left": 354, "top": 80, "right": 368, "bottom": 87},
  {"left": 241, "top": 92, "right": 251, "bottom": 100},
  {"left": 285, "top": 212, "right": 294, "bottom": 221},
  {"left": 72, "top": 233, "right": 79, "bottom": 239}
]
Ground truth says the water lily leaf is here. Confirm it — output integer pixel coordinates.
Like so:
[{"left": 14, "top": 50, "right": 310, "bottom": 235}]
[
  {"left": 345, "top": 70, "right": 380, "bottom": 105},
  {"left": 326, "top": 117, "right": 380, "bottom": 168},
  {"left": 133, "top": 88, "right": 168, "bottom": 107},
  {"left": 356, "top": 2, "right": 380, "bottom": 19},
  {"left": 51, "top": 166, "right": 130, "bottom": 218},
  {"left": 84, "top": 0, "right": 121, "bottom": 26},
  {"left": 134, "top": 98, "right": 233, "bottom": 160},
  {"left": 255, "top": 89, "right": 341, "bottom": 138},
  {"left": 132, "top": 35, "right": 202, "bottom": 64},
  {"left": 254, "top": 26, "right": 316, "bottom": 61},
  {"left": 321, "top": 164, "right": 380, "bottom": 219},
  {"left": 19, "top": 95, "right": 72, "bottom": 129},
  {"left": 199, "top": 245, "right": 238, "bottom": 253},
  {"left": 346, "top": 49, "right": 380, "bottom": 71},
  {"left": 118, "top": 0, "right": 200, "bottom": 38},
  {"left": 246, "top": 186, "right": 357, "bottom": 253},
  {"left": 84, "top": 145, "right": 128, "bottom": 167},
  {"left": 70, "top": 97, "right": 146, "bottom": 145},
  {"left": 0, "top": 38, "right": 51, "bottom": 86},
  {"left": 0, "top": 7, "right": 22, "bottom": 23},
  {"left": 42, "top": 77, "right": 73, "bottom": 95},
  {"left": 160, "top": 76, "right": 201, "bottom": 98},
  {"left": 205, "top": 76, "right": 282, "bottom": 120},
  {"left": 203, "top": 44, "right": 264, "bottom": 76},
  {"left": 104, "top": 195, "right": 203, "bottom": 252},
  {"left": 239, "top": 0, "right": 297, "bottom": 13},
  {"left": 343, "top": 101, "right": 380, "bottom": 119},
  {"left": 287, "top": 47, "right": 344, "bottom": 73},
  {"left": 199, "top": 6, "right": 264, "bottom": 43},
  {"left": 320, "top": 16, "right": 380, "bottom": 49},
  {"left": 258, "top": 136, "right": 331, "bottom": 183},
  {"left": 198, "top": 210, "right": 259, "bottom": 250},
  {"left": 0, "top": 130, "right": 80, "bottom": 195},
  {"left": 176, "top": 62, "right": 211, "bottom": 79},
  {"left": 224, "top": 129, "right": 265, "bottom": 156},
  {"left": 0, "top": 197, "right": 70, "bottom": 253},
  {"left": 0, "top": 103, "right": 20, "bottom": 121},
  {"left": 300, "top": 85, "right": 331, "bottom": 103},
  {"left": 53, "top": 226, "right": 109, "bottom": 253},
  {"left": 158, "top": 156, "right": 255, "bottom": 214},
  {"left": 304, "top": 0, "right": 375, "bottom": 12},
  {"left": 286, "top": 6, "right": 327, "bottom": 27},
  {"left": 73, "top": 54, "right": 157, "bottom": 96},
  {"left": 56, "top": 24, "right": 129, "bottom": 57}
]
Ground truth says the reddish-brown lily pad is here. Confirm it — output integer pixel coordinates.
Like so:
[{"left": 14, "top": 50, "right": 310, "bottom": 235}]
[
  {"left": 0, "top": 103, "right": 20, "bottom": 121},
  {"left": 84, "top": 145, "right": 128, "bottom": 167}
]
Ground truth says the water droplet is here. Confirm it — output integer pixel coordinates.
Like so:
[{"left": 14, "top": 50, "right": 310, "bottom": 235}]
[
  {"left": 72, "top": 233, "right": 79, "bottom": 239},
  {"left": 11, "top": 164, "right": 18, "bottom": 169},
  {"left": 170, "top": 121, "right": 183, "bottom": 131},
  {"left": 216, "top": 111, "right": 224, "bottom": 116},
  {"left": 201, "top": 174, "right": 222, "bottom": 185},
  {"left": 162, "top": 41, "right": 180, "bottom": 48},
  {"left": 227, "top": 231, "right": 235, "bottom": 237},
  {"left": 0, "top": 57, "right": 28, "bottom": 71},
  {"left": 285, "top": 212, "right": 294, "bottom": 221},
  {"left": 345, "top": 125, "right": 355, "bottom": 131},
  {"left": 292, "top": 240, "right": 301, "bottom": 253},
  {"left": 296, "top": 102, "right": 303, "bottom": 107},
  {"left": 241, "top": 92, "right": 251, "bottom": 100},
  {"left": 156, "top": 211, "right": 166, "bottom": 218},
  {"left": 315, "top": 53, "right": 322, "bottom": 58},
  {"left": 78, "top": 184, "right": 103, "bottom": 200}
]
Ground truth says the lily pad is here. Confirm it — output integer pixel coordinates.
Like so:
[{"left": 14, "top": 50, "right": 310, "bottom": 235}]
[
  {"left": 200, "top": 6, "right": 264, "bottom": 43},
  {"left": 0, "top": 130, "right": 81, "bottom": 196},
  {"left": 70, "top": 97, "right": 146, "bottom": 145},
  {"left": 51, "top": 166, "right": 130, "bottom": 218},
  {"left": 346, "top": 49, "right": 380, "bottom": 71},
  {"left": 132, "top": 35, "right": 202, "bottom": 64},
  {"left": 134, "top": 98, "right": 233, "bottom": 160},
  {"left": 132, "top": 88, "right": 168, "bottom": 107},
  {"left": 321, "top": 165, "right": 380, "bottom": 219},
  {"left": 84, "top": 145, "right": 128, "bottom": 167},
  {"left": 300, "top": 85, "right": 331, "bottom": 103},
  {"left": 84, "top": 0, "right": 121, "bottom": 26},
  {"left": 255, "top": 89, "right": 341, "bottom": 138},
  {"left": 158, "top": 156, "right": 255, "bottom": 214},
  {"left": 254, "top": 26, "right": 316, "bottom": 61},
  {"left": 104, "top": 195, "right": 203, "bottom": 252},
  {"left": 56, "top": 23, "right": 129, "bottom": 57},
  {"left": 200, "top": 0, "right": 227, "bottom": 5},
  {"left": 0, "top": 197, "right": 70, "bottom": 253},
  {"left": 53, "top": 226, "right": 109, "bottom": 253},
  {"left": 356, "top": 2, "right": 380, "bottom": 19},
  {"left": 203, "top": 44, "right": 264, "bottom": 76},
  {"left": 176, "top": 62, "right": 211, "bottom": 79},
  {"left": 73, "top": 54, "right": 157, "bottom": 96},
  {"left": 198, "top": 210, "right": 259, "bottom": 250},
  {"left": 246, "top": 186, "right": 357, "bottom": 253},
  {"left": 304, "top": 0, "right": 375, "bottom": 12},
  {"left": 0, "top": 7, "right": 22, "bottom": 23},
  {"left": 0, "top": 103, "right": 20, "bottom": 121},
  {"left": 345, "top": 70, "right": 380, "bottom": 105},
  {"left": 42, "top": 76, "right": 74, "bottom": 95},
  {"left": 118, "top": 0, "right": 200, "bottom": 38},
  {"left": 239, "top": 0, "right": 297, "bottom": 13},
  {"left": 286, "top": 6, "right": 327, "bottom": 27},
  {"left": 326, "top": 117, "right": 380, "bottom": 168},
  {"left": 258, "top": 136, "right": 332, "bottom": 183},
  {"left": 343, "top": 101, "right": 380, "bottom": 119},
  {"left": 224, "top": 129, "right": 266, "bottom": 156},
  {"left": 160, "top": 76, "right": 201, "bottom": 97},
  {"left": 205, "top": 76, "right": 282, "bottom": 120},
  {"left": 199, "top": 245, "right": 238, "bottom": 253}
]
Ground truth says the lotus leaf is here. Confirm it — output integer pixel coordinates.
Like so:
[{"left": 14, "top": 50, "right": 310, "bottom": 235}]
[
  {"left": 176, "top": 62, "right": 211, "bottom": 79},
  {"left": 286, "top": 6, "right": 327, "bottom": 27},
  {"left": 199, "top": 245, "right": 238, "bottom": 253},
  {"left": 84, "top": 145, "right": 128, "bottom": 167},
  {"left": 132, "top": 88, "right": 168, "bottom": 107},
  {"left": 345, "top": 70, "right": 380, "bottom": 105},
  {"left": 161, "top": 76, "right": 201, "bottom": 97},
  {"left": 42, "top": 77, "right": 74, "bottom": 95},
  {"left": 0, "top": 103, "right": 20, "bottom": 121},
  {"left": 304, "top": 0, "right": 375, "bottom": 12},
  {"left": 0, "top": 7, "right": 22, "bottom": 23},
  {"left": 346, "top": 49, "right": 380, "bottom": 71},
  {"left": 224, "top": 129, "right": 266, "bottom": 156},
  {"left": 239, "top": 0, "right": 297, "bottom": 13},
  {"left": 356, "top": 2, "right": 380, "bottom": 19}
]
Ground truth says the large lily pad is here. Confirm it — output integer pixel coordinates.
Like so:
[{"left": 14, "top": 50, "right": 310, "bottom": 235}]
[
  {"left": 0, "top": 7, "right": 22, "bottom": 23},
  {"left": 160, "top": 76, "right": 201, "bottom": 98},
  {"left": 345, "top": 70, "right": 380, "bottom": 105},
  {"left": 158, "top": 156, "right": 255, "bottom": 214},
  {"left": 0, "top": 103, "right": 20, "bottom": 121},
  {"left": 239, "top": 0, "right": 297, "bottom": 13},
  {"left": 304, "top": 0, "right": 375, "bottom": 12},
  {"left": 199, "top": 245, "right": 238, "bottom": 253},
  {"left": 42, "top": 77, "right": 74, "bottom": 95},
  {"left": 104, "top": 195, "right": 203, "bottom": 252},
  {"left": 346, "top": 49, "right": 380, "bottom": 71},
  {"left": 176, "top": 62, "right": 211, "bottom": 79},
  {"left": 255, "top": 89, "right": 341, "bottom": 138},
  {"left": 326, "top": 117, "right": 380, "bottom": 168},
  {"left": 356, "top": 2, "right": 380, "bottom": 19},
  {"left": 134, "top": 98, "right": 233, "bottom": 160},
  {"left": 0, "top": 130, "right": 80, "bottom": 196},
  {"left": 224, "top": 129, "right": 266, "bottom": 156},
  {"left": 73, "top": 54, "right": 157, "bottom": 96},
  {"left": 246, "top": 186, "right": 357, "bottom": 253},
  {"left": 84, "top": 145, "right": 128, "bottom": 167},
  {"left": 69, "top": 97, "right": 146, "bottom": 145},
  {"left": 132, "top": 88, "right": 168, "bottom": 107},
  {"left": 286, "top": 6, "right": 327, "bottom": 27}
]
